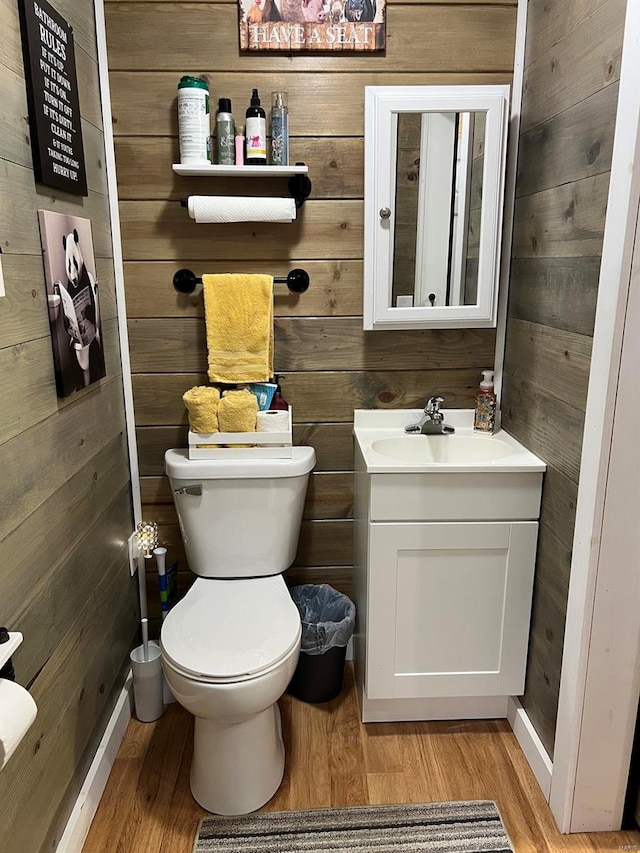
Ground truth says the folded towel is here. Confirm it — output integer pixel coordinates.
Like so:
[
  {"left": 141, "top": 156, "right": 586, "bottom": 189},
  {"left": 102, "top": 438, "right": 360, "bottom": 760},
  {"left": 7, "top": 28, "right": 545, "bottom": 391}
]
[
  {"left": 203, "top": 274, "right": 274, "bottom": 384},
  {"left": 182, "top": 386, "right": 220, "bottom": 433},
  {"left": 218, "top": 389, "right": 258, "bottom": 436}
]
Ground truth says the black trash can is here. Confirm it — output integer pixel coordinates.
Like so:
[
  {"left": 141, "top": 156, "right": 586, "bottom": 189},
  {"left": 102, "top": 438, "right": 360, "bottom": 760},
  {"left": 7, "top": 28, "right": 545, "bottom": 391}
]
[{"left": 288, "top": 584, "right": 356, "bottom": 703}]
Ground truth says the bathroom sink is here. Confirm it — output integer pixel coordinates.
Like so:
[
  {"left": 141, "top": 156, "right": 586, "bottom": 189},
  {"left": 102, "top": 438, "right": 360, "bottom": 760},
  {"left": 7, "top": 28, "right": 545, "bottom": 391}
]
[
  {"left": 371, "top": 433, "right": 515, "bottom": 463},
  {"left": 354, "top": 409, "right": 546, "bottom": 474}
]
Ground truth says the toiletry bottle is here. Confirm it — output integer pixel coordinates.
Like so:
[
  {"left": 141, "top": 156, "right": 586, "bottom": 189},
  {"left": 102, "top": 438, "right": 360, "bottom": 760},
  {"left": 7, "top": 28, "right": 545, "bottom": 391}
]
[
  {"left": 177, "top": 76, "right": 211, "bottom": 164},
  {"left": 216, "top": 98, "right": 235, "bottom": 165},
  {"left": 235, "top": 128, "right": 245, "bottom": 166},
  {"left": 245, "top": 89, "right": 267, "bottom": 165},
  {"left": 270, "top": 91, "right": 289, "bottom": 166},
  {"left": 473, "top": 370, "right": 496, "bottom": 433},
  {"left": 269, "top": 377, "right": 289, "bottom": 410}
]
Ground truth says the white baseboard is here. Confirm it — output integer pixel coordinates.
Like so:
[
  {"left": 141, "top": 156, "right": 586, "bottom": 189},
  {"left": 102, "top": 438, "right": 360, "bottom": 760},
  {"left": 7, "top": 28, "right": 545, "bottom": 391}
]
[
  {"left": 507, "top": 697, "right": 553, "bottom": 800},
  {"left": 57, "top": 672, "right": 133, "bottom": 853}
]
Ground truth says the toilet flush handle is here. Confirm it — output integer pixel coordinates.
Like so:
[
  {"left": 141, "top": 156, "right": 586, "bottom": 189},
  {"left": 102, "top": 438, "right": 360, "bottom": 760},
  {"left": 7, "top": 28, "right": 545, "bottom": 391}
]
[{"left": 173, "top": 485, "right": 202, "bottom": 496}]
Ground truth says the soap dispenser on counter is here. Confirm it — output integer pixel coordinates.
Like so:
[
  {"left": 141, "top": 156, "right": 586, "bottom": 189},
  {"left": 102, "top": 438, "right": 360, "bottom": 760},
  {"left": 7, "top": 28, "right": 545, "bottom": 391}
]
[{"left": 473, "top": 370, "right": 496, "bottom": 433}]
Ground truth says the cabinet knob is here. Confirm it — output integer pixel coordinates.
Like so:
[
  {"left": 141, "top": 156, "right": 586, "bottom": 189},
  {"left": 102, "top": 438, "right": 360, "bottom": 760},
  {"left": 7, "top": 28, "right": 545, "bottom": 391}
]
[{"left": 379, "top": 207, "right": 391, "bottom": 220}]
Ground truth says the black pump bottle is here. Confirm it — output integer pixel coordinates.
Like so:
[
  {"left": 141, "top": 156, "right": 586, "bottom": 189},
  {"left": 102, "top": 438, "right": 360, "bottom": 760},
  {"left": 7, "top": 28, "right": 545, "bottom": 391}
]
[{"left": 245, "top": 88, "right": 267, "bottom": 165}]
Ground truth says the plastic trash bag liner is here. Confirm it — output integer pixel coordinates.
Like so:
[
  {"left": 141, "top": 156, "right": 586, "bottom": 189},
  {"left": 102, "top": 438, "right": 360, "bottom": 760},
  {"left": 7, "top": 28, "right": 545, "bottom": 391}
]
[{"left": 290, "top": 584, "right": 356, "bottom": 655}]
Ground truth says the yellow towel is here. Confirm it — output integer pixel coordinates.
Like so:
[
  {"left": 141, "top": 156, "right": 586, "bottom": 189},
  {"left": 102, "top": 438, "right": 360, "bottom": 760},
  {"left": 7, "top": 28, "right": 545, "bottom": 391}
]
[
  {"left": 218, "top": 389, "right": 258, "bottom": 435},
  {"left": 182, "top": 386, "right": 220, "bottom": 433},
  {"left": 203, "top": 274, "right": 274, "bottom": 384}
]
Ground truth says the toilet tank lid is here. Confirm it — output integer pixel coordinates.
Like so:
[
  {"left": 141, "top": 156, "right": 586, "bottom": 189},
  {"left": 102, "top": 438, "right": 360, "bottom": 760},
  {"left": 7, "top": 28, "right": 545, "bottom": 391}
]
[{"left": 165, "top": 446, "right": 315, "bottom": 479}]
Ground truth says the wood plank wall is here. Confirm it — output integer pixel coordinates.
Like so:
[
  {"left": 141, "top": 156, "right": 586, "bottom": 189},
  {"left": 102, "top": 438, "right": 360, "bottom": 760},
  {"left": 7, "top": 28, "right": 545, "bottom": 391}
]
[
  {"left": 0, "top": 1, "right": 137, "bottom": 850},
  {"left": 501, "top": 0, "right": 627, "bottom": 757},
  {"left": 104, "top": 0, "right": 517, "bottom": 625}
]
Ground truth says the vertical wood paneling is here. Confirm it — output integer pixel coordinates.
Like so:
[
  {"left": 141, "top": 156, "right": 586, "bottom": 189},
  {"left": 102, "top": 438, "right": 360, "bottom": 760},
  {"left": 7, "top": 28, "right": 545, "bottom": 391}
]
[
  {"left": 0, "top": 1, "right": 136, "bottom": 850},
  {"left": 502, "top": 0, "right": 626, "bottom": 757}
]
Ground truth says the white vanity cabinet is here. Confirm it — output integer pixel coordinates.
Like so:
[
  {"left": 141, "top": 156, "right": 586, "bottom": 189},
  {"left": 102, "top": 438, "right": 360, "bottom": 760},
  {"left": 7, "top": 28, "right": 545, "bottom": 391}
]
[{"left": 353, "top": 430, "right": 544, "bottom": 723}]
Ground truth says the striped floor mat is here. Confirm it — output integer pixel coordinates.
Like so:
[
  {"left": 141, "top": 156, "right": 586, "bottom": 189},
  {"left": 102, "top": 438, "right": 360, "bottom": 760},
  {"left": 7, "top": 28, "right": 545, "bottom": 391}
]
[{"left": 193, "top": 801, "right": 513, "bottom": 852}]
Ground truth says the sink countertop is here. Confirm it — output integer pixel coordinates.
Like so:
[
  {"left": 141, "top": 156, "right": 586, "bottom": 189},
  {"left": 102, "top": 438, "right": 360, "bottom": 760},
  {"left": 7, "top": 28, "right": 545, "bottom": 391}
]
[{"left": 354, "top": 409, "right": 547, "bottom": 474}]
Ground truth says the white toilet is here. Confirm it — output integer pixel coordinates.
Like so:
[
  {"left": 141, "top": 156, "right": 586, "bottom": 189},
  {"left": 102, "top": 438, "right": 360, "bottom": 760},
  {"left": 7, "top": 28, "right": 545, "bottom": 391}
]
[{"left": 161, "top": 446, "right": 315, "bottom": 815}]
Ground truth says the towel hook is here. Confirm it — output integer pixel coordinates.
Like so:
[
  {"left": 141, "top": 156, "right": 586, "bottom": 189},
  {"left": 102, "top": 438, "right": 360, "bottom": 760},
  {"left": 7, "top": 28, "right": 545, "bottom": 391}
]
[{"left": 173, "top": 269, "right": 310, "bottom": 295}]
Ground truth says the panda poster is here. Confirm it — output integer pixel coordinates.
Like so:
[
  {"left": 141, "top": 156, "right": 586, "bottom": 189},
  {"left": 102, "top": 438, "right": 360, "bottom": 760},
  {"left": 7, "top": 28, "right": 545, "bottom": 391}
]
[
  {"left": 239, "top": 0, "right": 385, "bottom": 51},
  {"left": 38, "top": 210, "right": 106, "bottom": 398}
]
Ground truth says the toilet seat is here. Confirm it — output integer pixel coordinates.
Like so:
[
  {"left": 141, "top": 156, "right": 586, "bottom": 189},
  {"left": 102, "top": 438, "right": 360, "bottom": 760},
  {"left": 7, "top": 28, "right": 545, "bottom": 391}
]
[{"left": 161, "top": 576, "right": 301, "bottom": 684}]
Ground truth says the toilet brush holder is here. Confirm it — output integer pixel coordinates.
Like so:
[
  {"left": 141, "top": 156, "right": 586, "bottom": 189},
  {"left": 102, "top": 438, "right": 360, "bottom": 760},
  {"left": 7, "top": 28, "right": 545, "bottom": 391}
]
[{"left": 130, "top": 641, "right": 164, "bottom": 722}]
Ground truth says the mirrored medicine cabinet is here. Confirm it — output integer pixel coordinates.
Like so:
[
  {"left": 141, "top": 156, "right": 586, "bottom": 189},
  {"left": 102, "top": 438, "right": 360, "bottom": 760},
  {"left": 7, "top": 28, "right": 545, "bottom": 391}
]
[{"left": 363, "top": 85, "right": 510, "bottom": 330}]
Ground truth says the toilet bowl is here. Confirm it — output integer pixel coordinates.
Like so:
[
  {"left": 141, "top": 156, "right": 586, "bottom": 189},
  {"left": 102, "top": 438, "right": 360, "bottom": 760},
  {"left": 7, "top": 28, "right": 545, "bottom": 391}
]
[{"left": 161, "top": 446, "right": 315, "bottom": 815}]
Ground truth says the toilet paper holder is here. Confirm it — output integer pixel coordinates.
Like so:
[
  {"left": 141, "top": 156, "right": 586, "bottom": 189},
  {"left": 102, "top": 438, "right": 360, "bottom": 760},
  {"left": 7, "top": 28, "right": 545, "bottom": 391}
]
[
  {"left": 173, "top": 268, "right": 310, "bottom": 296},
  {"left": 0, "top": 630, "right": 22, "bottom": 674},
  {"left": 0, "top": 629, "right": 38, "bottom": 774}
]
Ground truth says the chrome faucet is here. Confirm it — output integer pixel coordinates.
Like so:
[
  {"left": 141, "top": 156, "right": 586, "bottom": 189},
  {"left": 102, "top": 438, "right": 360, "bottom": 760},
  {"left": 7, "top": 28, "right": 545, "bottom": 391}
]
[{"left": 405, "top": 396, "right": 455, "bottom": 435}]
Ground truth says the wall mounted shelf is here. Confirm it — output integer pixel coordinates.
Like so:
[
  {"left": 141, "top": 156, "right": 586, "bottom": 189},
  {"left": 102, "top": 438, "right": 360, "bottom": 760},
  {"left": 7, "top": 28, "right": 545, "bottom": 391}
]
[
  {"left": 174, "top": 162, "right": 312, "bottom": 207},
  {"left": 172, "top": 164, "right": 308, "bottom": 177},
  {"left": 188, "top": 408, "right": 293, "bottom": 460}
]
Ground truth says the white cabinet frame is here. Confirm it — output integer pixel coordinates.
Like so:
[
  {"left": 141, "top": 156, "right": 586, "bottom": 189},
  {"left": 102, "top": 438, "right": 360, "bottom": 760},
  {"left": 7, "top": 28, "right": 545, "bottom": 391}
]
[{"left": 364, "top": 85, "right": 510, "bottom": 330}]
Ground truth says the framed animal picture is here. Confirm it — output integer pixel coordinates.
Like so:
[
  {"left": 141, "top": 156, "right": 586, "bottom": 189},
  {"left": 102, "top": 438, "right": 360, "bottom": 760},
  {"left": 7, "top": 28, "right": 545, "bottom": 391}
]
[
  {"left": 38, "top": 210, "right": 106, "bottom": 398},
  {"left": 239, "top": 0, "right": 385, "bottom": 51}
]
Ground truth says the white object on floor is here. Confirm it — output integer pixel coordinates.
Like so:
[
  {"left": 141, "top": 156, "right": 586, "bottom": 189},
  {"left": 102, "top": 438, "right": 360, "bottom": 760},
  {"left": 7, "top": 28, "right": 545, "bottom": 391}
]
[{"left": 130, "top": 641, "right": 164, "bottom": 723}]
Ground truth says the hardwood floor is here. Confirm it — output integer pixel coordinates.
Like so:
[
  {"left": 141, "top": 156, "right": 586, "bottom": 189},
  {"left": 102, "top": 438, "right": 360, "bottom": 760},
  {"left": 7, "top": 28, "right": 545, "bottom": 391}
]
[{"left": 83, "top": 665, "right": 640, "bottom": 852}]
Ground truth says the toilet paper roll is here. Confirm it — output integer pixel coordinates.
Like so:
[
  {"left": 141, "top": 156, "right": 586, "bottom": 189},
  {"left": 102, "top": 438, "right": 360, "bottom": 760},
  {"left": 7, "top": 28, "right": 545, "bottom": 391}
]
[
  {"left": 187, "top": 196, "right": 297, "bottom": 224},
  {"left": 256, "top": 410, "right": 290, "bottom": 433},
  {"left": 0, "top": 679, "right": 38, "bottom": 771}
]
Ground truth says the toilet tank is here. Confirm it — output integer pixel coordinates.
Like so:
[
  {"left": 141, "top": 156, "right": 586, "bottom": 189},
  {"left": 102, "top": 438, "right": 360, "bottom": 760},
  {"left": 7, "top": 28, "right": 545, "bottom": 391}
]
[{"left": 165, "top": 447, "right": 315, "bottom": 578}]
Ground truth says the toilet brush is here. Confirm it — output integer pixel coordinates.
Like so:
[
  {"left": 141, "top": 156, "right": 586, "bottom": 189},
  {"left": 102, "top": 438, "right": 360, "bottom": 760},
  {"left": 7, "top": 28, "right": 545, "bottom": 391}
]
[
  {"left": 130, "top": 523, "right": 163, "bottom": 721},
  {"left": 135, "top": 520, "right": 158, "bottom": 624},
  {"left": 141, "top": 617, "right": 149, "bottom": 662}
]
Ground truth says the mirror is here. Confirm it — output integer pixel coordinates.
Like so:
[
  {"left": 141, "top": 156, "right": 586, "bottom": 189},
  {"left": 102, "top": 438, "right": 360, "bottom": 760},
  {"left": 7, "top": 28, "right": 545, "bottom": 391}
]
[
  {"left": 364, "top": 86, "right": 510, "bottom": 329},
  {"left": 392, "top": 110, "right": 485, "bottom": 309}
]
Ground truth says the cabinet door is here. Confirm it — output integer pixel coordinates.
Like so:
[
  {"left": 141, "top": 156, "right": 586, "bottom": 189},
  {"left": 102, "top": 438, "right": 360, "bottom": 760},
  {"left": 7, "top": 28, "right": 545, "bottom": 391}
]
[{"left": 366, "top": 521, "right": 538, "bottom": 700}]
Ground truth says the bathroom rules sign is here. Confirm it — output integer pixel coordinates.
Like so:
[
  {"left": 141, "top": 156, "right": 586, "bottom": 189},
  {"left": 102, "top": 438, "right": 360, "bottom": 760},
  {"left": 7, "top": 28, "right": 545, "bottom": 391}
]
[{"left": 18, "top": 0, "right": 88, "bottom": 196}]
